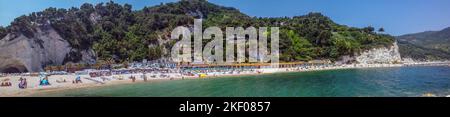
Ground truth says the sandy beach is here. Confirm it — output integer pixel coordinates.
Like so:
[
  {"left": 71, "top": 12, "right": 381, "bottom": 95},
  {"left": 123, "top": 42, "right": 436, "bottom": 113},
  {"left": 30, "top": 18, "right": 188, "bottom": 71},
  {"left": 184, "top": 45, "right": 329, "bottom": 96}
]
[
  {"left": 0, "top": 72, "right": 189, "bottom": 96},
  {"left": 1, "top": 62, "right": 449, "bottom": 97}
]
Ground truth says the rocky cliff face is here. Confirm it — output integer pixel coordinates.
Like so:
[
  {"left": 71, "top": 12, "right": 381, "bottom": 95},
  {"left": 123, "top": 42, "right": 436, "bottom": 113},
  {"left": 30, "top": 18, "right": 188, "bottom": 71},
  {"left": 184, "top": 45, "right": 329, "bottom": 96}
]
[
  {"left": 336, "top": 42, "right": 402, "bottom": 64},
  {"left": 355, "top": 42, "right": 402, "bottom": 64},
  {"left": 0, "top": 26, "right": 95, "bottom": 73}
]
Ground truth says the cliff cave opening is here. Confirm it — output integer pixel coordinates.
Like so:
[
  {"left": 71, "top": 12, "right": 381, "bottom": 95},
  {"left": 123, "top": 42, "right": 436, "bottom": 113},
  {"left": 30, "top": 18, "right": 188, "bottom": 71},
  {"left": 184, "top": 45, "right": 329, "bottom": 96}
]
[{"left": 0, "top": 65, "right": 28, "bottom": 73}]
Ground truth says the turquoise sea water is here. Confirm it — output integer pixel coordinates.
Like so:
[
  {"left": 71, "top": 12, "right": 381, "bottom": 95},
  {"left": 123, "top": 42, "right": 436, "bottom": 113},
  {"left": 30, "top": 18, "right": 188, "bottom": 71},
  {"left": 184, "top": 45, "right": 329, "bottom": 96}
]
[{"left": 33, "top": 66, "right": 450, "bottom": 97}]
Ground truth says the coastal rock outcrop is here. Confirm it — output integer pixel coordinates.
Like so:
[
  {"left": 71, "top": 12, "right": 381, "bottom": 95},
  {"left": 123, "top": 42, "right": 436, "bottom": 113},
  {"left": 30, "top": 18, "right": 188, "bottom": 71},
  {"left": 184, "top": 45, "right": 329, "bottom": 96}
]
[
  {"left": 336, "top": 42, "right": 402, "bottom": 64},
  {"left": 0, "top": 26, "right": 95, "bottom": 73},
  {"left": 355, "top": 42, "right": 402, "bottom": 64}
]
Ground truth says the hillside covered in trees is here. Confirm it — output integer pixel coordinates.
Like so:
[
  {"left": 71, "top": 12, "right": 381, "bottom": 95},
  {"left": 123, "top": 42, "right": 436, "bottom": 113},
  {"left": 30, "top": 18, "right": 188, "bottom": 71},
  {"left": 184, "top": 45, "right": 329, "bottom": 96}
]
[
  {"left": 0, "top": 0, "right": 394, "bottom": 64},
  {"left": 397, "top": 27, "right": 450, "bottom": 61}
]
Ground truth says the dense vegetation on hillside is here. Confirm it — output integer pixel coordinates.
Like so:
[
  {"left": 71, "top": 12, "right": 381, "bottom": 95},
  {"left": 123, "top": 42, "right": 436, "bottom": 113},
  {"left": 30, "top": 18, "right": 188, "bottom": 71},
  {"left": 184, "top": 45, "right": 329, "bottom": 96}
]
[
  {"left": 398, "top": 41, "right": 450, "bottom": 61},
  {"left": 0, "top": 26, "right": 6, "bottom": 38},
  {"left": 0, "top": 0, "right": 394, "bottom": 63},
  {"left": 397, "top": 27, "right": 450, "bottom": 60}
]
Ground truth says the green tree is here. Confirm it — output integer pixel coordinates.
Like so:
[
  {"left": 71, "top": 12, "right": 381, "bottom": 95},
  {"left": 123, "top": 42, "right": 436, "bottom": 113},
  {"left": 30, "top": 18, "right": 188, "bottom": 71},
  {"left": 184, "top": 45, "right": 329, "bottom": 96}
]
[
  {"left": 0, "top": 26, "right": 7, "bottom": 39},
  {"left": 378, "top": 28, "right": 385, "bottom": 32},
  {"left": 363, "top": 26, "right": 375, "bottom": 33},
  {"left": 331, "top": 32, "right": 361, "bottom": 57},
  {"left": 283, "top": 30, "right": 314, "bottom": 61}
]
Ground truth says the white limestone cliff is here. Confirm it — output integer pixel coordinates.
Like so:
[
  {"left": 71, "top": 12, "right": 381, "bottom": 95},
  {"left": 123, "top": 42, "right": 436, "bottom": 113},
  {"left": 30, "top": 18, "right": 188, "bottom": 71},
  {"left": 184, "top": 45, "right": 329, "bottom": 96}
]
[
  {"left": 355, "top": 41, "right": 402, "bottom": 64},
  {"left": 0, "top": 27, "right": 95, "bottom": 72},
  {"left": 336, "top": 42, "right": 402, "bottom": 64}
]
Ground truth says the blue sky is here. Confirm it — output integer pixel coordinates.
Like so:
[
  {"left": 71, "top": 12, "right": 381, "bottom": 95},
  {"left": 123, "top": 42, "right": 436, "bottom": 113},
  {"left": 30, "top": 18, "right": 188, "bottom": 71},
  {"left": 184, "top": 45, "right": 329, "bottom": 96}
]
[{"left": 0, "top": 0, "right": 449, "bottom": 36}]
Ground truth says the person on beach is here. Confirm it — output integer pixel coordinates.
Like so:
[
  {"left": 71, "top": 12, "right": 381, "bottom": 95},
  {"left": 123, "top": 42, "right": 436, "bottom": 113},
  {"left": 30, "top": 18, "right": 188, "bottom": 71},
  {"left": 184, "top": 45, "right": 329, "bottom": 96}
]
[
  {"left": 18, "top": 77, "right": 26, "bottom": 89},
  {"left": 19, "top": 78, "right": 23, "bottom": 88},
  {"left": 19, "top": 78, "right": 27, "bottom": 89},
  {"left": 23, "top": 78, "right": 27, "bottom": 88},
  {"left": 130, "top": 75, "right": 136, "bottom": 82},
  {"left": 75, "top": 75, "right": 82, "bottom": 83},
  {"left": 40, "top": 77, "right": 51, "bottom": 86},
  {"left": 1, "top": 78, "right": 12, "bottom": 87},
  {"left": 142, "top": 73, "right": 147, "bottom": 82},
  {"left": 18, "top": 77, "right": 23, "bottom": 87},
  {"left": 0, "top": 82, "right": 9, "bottom": 87}
]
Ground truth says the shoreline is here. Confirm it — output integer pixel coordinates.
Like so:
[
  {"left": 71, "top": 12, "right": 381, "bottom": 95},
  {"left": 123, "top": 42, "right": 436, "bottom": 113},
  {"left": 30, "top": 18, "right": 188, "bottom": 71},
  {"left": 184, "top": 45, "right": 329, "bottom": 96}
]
[{"left": 1, "top": 62, "right": 449, "bottom": 97}]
